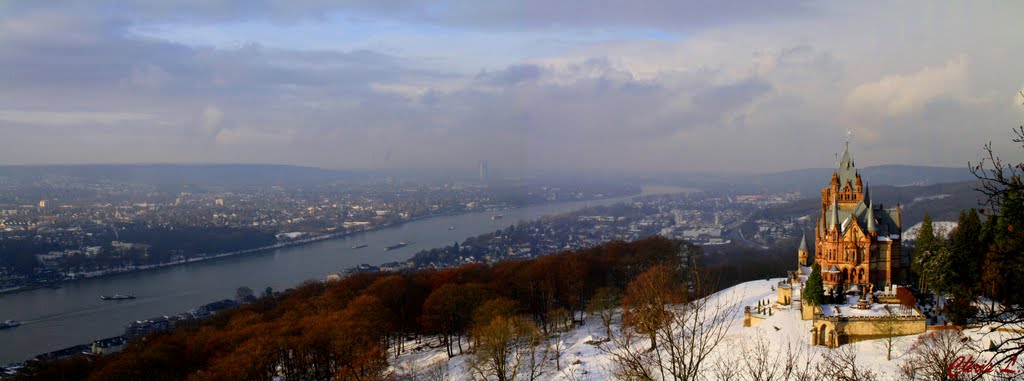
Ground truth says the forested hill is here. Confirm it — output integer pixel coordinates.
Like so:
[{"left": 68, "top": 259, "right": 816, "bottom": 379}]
[
  {"left": 748, "top": 180, "right": 984, "bottom": 233},
  {"left": 11, "top": 236, "right": 719, "bottom": 381}
]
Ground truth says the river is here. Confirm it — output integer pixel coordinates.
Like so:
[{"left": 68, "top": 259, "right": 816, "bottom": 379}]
[{"left": 0, "top": 184, "right": 694, "bottom": 364}]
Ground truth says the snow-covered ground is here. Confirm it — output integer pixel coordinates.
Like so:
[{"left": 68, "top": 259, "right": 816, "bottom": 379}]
[
  {"left": 903, "top": 220, "right": 957, "bottom": 241},
  {"left": 388, "top": 278, "right": 1020, "bottom": 380}
]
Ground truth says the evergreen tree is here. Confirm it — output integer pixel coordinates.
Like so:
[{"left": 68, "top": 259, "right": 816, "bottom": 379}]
[
  {"left": 948, "top": 209, "right": 983, "bottom": 292},
  {"left": 912, "top": 214, "right": 937, "bottom": 291},
  {"left": 994, "top": 189, "right": 1024, "bottom": 306},
  {"left": 803, "top": 263, "right": 825, "bottom": 306}
]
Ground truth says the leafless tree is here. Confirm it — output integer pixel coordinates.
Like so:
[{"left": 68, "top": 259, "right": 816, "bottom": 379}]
[
  {"left": 603, "top": 267, "right": 735, "bottom": 381},
  {"left": 740, "top": 331, "right": 782, "bottom": 381},
  {"left": 878, "top": 306, "right": 900, "bottom": 361},
  {"left": 969, "top": 125, "right": 1024, "bottom": 212},
  {"left": 421, "top": 360, "right": 451, "bottom": 381},
  {"left": 603, "top": 325, "right": 660, "bottom": 381},
  {"left": 549, "top": 307, "right": 571, "bottom": 370},
  {"left": 778, "top": 338, "right": 817, "bottom": 381},
  {"left": 733, "top": 332, "right": 816, "bottom": 381},
  {"left": 560, "top": 363, "right": 593, "bottom": 381},
  {"left": 656, "top": 270, "right": 736, "bottom": 381},
  {"left": 395, "top": 359, "right": 450, "bottom": 381},
  {"left": 710, "top": 346, "right": 743, "bottom": 381},
  {"left": 814, "top": 345, "right": 879, "bottom": 381},
  {"left": 466, "top": 315, "right": 548, "bottom": 381},
  {"left": 897, "top": 329, "right": 975, "bottom": 381}
]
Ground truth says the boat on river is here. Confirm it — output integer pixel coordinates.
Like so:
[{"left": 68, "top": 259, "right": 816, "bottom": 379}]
[
  {"left": 101, "top": 294, "right": 136, "bottom": 300},
  {"left": 384, "top": 242, "right": 408, "bottom": 251},
  {"left": 351, "top": 244, "right": 368, "bottom": 249},
  {"left": 0, "top": 320, "right": 20, "bottom": 329}
]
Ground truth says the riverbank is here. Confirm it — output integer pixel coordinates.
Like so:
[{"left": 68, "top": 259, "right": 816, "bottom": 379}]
[{"left": 0, "top": 195, "right": 639, "bottom": 297}]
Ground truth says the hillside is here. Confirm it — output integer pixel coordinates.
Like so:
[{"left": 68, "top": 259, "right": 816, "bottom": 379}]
[
  {"left": 673, "top": 165, "right": 977, "bottom": 196},
  {"left": 391, "top": 278, "right": 1019, "bottom": 380},
  {"left": 751, "top": 180, "right": 984, "bottom": 232}
]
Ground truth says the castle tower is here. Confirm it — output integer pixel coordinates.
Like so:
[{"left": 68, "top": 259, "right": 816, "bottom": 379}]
[
  {"left": 797, "top": 231, "right": 810, "bottom": 268},
  {"left": 811, "top": 143, "right": 904, "bottom": 293}
]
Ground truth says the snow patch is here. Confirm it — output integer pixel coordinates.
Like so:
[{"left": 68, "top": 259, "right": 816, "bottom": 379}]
[{"left": 903, "top": 221, "right": 957, "bottom": 241}]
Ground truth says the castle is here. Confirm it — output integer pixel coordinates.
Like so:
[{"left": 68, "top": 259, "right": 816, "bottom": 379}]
[
  {"left": 805, "top": 143, "right": 906, "bottom": 294},
  {"left": 749, "top": 143, "right": 925, "bottom": 348}
]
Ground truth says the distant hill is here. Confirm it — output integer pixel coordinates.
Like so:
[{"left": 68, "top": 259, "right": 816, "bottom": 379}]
[
  {"left": 754, "top": 180, "right": 985, "bottom": 231},
  {"left": 675, "top": 165, "right": 976, "bottom": 196},
  {"left": 0, "top": 164, "right": 362, "bottom": 186}
]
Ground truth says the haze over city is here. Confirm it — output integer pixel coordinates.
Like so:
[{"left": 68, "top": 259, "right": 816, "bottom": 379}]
[{"left": 2, "top": 1, "right": 1022, "bottom": 172}]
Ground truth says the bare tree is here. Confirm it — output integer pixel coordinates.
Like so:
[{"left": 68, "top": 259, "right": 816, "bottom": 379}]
[
  {"left": 969, "top": 124, "right": 1024, "bottom": 212},
  {"left": 710, "top": 345, "right": 743, "bottom": 381},
  {"left": 740, "top": 331, "right": 782, "bottom": 381},
  {"left": 560, "top": 364, "right": 593, "bottom": 381},
  {"left": 602, "top": 326, "right": 659, "bottom": 381},
  {"left": 466, "top": 315, "right": 548, "bottom": 381},
  {"left": 778, "top": 338, "right": 817, "bottom": 381},
  {"left": 815, "top": 345, "right": 879, "bottom": 381},
  {"left": 656, "top": 270, "right": 735, "bottom": 381},
  {"left": 878, "top": 305, "right": 900, "bottom": 361},
  {"left": 603, "top": 266, "right": 735, "bottom": 381},
  {"left": 897, "top": 329, "right": 975, "bottom": 381},
  {"left": 588, "top": 287, "right": 621, "bottom": 339}
]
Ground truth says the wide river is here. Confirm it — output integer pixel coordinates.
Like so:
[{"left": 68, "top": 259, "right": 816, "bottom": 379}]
[{"left": 0, "top": 185, "right": 692, "bottom": 364}]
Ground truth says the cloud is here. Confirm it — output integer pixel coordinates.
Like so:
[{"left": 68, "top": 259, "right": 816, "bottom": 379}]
[
  {"left": 0, "top": 110, "right": 152, "bottom": 127},
  {"left": 475, "top": 64, "right": 543, "bottom": 86},
  {"left": 0, "top": 1, "right": 1022, "bottom": 171},
  {"left": 846, "top": 55, "right": 970, "bottom": 117},
  {"left": 201, "top": 105, "right": 224, "bottom": 135}
]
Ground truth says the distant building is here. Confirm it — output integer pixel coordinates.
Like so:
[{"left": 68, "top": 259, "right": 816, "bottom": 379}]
[
  {"left": 214, "top": 198, "right": 224, "bottom": 206},
  {"left": 479, "top": 160, "right": 489, "bottom": 183},
  {"left": 37, "top": 200, "right": 46, "bottom": 208},
  {"left": 811, "top": 143, "right": 904, "bottom": 293}
]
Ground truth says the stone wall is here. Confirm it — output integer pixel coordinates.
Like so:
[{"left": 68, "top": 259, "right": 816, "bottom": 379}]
[
  {"left": 777, "top": 284, "right": 793, "bottom": 306},
  {"left": 812, "top": 313, "right": 926, "bottom": 347},
  {"left": 801, "top": 303, "right": 820, "bottom": 320}
]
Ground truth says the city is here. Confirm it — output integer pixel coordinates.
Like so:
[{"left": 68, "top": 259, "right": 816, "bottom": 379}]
[{"left": 0, "top": 172, "right": 638, "bottom": 293}]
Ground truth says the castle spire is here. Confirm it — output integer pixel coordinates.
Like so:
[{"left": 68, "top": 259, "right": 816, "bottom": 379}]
[
  {"left": 863, "top": 181, "right": 871, "bottom": 204},
  {"left": 867, "top": 201, "right": 877, "bottom": 233},
  {"left": 799, "top": 231, "right": 808, "bottom": 251},
  {"left": 831, "top": 197, "right": 840, "bottom": 232}
]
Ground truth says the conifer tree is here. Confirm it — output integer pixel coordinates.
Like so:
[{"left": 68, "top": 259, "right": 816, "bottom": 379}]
[
  {"left": 803, "top": 264, "right": 824, "bottom": 306},
  {"left": 948, "top": 209, "right": 983, "bottom": 291},
  {"left": 912, "top": 214, "right": 937, "bottom": 291}
]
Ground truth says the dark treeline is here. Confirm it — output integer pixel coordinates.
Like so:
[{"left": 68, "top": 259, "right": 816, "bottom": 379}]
[{"left": 12, "top": 235, "right": 714, "bottom": 381}]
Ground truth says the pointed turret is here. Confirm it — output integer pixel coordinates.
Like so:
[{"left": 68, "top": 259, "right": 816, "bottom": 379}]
[
  {"left": 867, "top": 201, "right": 877, "bottom": 233},
  {"left": 863, "top": 182, "right": 871, "bottom": 205},
  {"left": 839, "top": 142, "right": 852, "bottom": 169},
  {"left": 836, "top": 142, "right": 858, "bottom": 189},
  {"left": 831, "top": 197, "right": 840, "bottom": 232},
  {"left": 797, "top": 230, "right": 810, "bottom": 268}
]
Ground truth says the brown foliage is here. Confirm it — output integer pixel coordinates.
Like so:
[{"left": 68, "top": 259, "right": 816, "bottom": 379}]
[{"left": 19, "top": 236, "right": 690, "bottom": 380}]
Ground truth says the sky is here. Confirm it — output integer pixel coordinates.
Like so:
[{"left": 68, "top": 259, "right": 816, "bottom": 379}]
[{"left": 1, "top": 1, "right": 1022, "bottom": 173}]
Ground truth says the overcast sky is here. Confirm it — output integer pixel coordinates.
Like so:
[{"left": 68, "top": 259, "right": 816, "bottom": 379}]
[{"left": 1, "top": 1, "right": 1022, "bottom": 173}]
